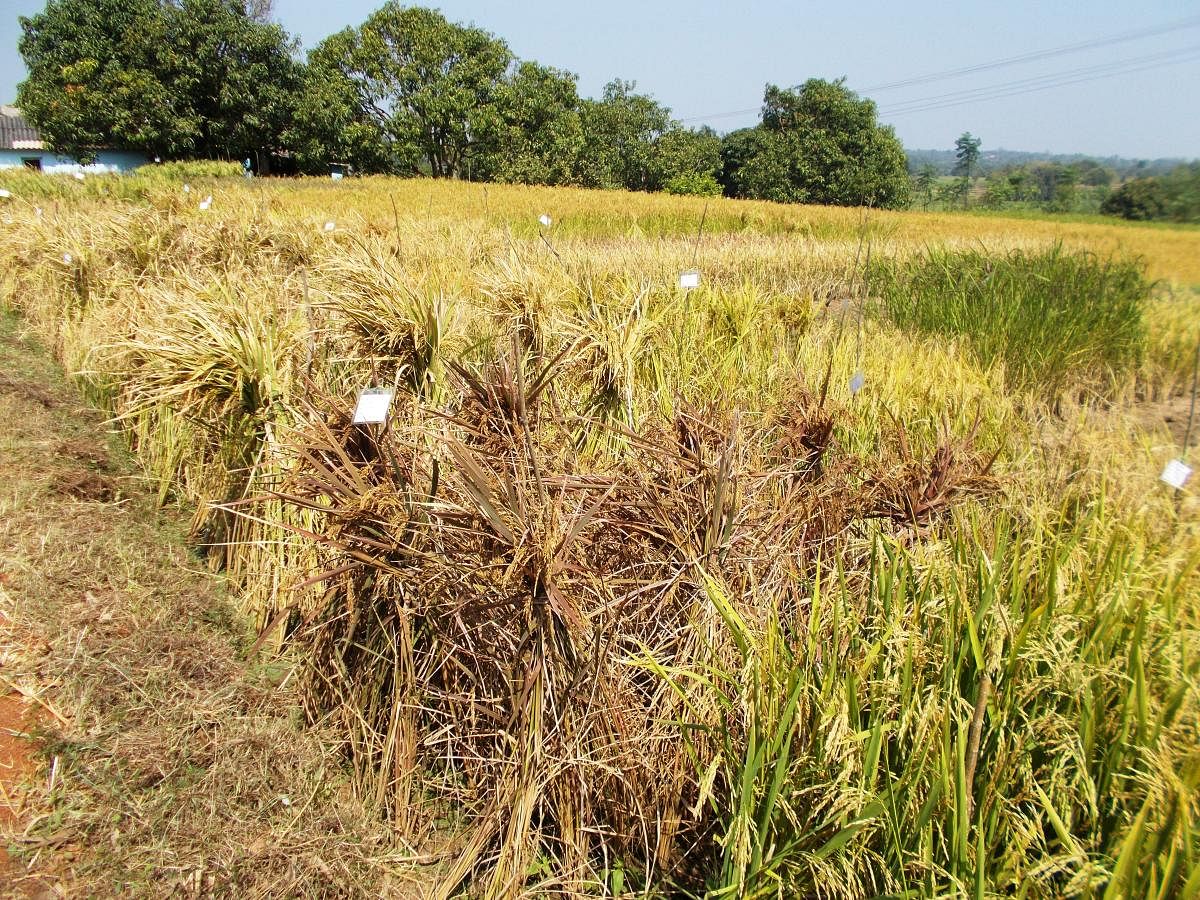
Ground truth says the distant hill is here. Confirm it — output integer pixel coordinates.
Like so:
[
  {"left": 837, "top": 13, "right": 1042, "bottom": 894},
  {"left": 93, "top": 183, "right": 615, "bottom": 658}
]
[{"left": 906, "top": 148, "right": 1192, "bottom": 178}]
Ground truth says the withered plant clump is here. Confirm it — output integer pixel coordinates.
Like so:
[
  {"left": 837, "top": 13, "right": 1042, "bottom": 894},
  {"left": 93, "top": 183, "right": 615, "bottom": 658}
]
[{"left": 242, "top": 341, "right": 996, "bottom": 896}]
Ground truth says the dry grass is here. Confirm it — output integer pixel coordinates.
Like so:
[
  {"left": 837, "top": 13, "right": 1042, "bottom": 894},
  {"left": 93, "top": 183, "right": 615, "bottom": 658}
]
[
  {"left": 0, "top": 313, "right": 419, "bottom": 897},
  {"left": 0, "top": 174, "right": 1196, "bottom": 897}
]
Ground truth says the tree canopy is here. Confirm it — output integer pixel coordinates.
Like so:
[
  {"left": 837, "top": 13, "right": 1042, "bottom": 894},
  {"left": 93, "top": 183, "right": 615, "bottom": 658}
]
[
  {"left": 19, "top": 1, "right": 920, "bottom": 211},
  {"left": 306, "top": 4, "right": 511, "bottom": 178},
  {"left": 18, "top": 0, "right": 299, "bottom": 162},
  {"left": 720, "top": 80, "right": 910, "bottom": 209}
]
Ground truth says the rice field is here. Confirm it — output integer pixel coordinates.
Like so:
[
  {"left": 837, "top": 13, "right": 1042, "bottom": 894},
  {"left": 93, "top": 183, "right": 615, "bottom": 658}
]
[{"left": 0, "top": 169, "right": 1198, "bottom": 898}]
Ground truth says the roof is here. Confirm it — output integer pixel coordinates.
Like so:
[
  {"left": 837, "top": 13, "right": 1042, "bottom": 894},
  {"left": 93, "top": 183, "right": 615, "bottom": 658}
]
[{"left": 0, "top": 108, "right": 45, "bottom": 151}]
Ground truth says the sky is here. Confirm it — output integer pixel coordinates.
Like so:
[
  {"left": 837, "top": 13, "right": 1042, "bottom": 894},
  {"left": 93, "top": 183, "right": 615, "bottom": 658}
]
[{"left": 2, "top": 0, "right": 1198, "bottom": 159}]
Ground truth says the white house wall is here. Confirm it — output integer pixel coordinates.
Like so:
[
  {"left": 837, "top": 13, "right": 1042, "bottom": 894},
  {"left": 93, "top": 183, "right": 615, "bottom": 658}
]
[{"left": 0, "top": 150, "right": 150, "bottom": 173}]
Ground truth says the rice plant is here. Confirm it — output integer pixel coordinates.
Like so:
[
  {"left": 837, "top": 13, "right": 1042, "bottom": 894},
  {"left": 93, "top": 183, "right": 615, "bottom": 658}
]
[{"left": 0, "top": 173, "right": 1196, "bottom": 897}]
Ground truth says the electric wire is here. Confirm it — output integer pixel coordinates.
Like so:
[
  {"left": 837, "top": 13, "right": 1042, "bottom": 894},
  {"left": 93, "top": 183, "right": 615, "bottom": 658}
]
[
  {"left": 880, "top": 45, "right": 1200, "bottom": 116},
  {"left": 675, "top": 15, "right": 1200, "bottom": 125}
]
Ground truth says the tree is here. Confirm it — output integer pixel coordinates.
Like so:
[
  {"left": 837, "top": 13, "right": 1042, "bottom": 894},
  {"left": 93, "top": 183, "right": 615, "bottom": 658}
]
[
  {"left": 576, "top": 81, "right": 672, "bottom": 191},
  {"left": 1101, "top": 178, "right": 1168, "bottom": 220},
  {"left": 953, "top": 131, "right": 981, "bottom": 177},
  {"left": 1159, "top": 162, "right": 1200, "bottom": 222},
  {"left": 914, "top": 163, "right": 937, "bottom": 210},
  {"left": 17, "top": 0, "right": 177, "bottom": 160},
  {"left": 953, "top": 132, "right": 981, "bottom": 207},
  {"left": 649, "top": 125, "right": 721, "bottom": 192},
  {"left": 163, "top": 0, "right": 302, "bottom": 163},
  {"left": 473, "top": 62, "right": 584, "bottom": 185},
  {"left": 313, "top": 4, "right": 512, "bottom": 178},
  {"left": 724, "top": 80, "right": 910, "bottom": 208},
  {"left": 18, "top": 0, "right": 300, "bottom": 162},
  {"left": 286, "top": 44, "right": 395, "bottom": 174},
  {"left": 718, "top": 127, "right": 768, "bottom": 198}
]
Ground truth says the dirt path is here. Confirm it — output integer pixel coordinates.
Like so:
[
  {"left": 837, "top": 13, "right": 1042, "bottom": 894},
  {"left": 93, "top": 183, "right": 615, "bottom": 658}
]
[
  {"left": 0, "top": 313, "right": 410, "bottom": 897},
  {"left": 0, "top": 677, "right": 51, "bottom": 898}
]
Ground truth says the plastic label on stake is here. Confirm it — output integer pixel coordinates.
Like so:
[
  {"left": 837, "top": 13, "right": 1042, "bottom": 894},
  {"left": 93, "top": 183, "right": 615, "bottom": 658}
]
[
  {"left": 678, "top": 269, "right": 701, "bottom": 290},
  {"left": 199, "top": 196, "right": 213, "bottom": 211},
  {"left": 0, "top": 189, "right": 11, "bottom": 199},
  {"left": 73, "top": 172, "right": 85, "bottom": 181},
  {"left": 1161, "top": 458, "right": 1192, "bottom": 490},
  {"left": 538, "top": 214, "right": 552, "bottom": 227},
  {"left": 331, "top": 172, "right": 343, "bottom": 181},
  {"left": 849, "top": 371, "right": 865, "bottom": 395},
  {"left": 352, "top": 388, "right": 394, "bottom": 425},
  {"left": 323, "top": 221, "right": 336, "bottom": 232},
  {"left": 63, "top": 253, "right": 72, "bottom": 264},
  {"left": 183, "top": 184, "right": 191, "bottom": 193}
]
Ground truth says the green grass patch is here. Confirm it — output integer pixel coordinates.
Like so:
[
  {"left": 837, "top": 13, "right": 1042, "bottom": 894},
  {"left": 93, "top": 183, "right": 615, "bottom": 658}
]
[{"left": 871, "top": 244, "right": 1149, "bottom": 396}]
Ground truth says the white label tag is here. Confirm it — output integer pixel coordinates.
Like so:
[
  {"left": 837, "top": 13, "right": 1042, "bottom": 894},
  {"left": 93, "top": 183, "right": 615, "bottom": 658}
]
[
  {"left": 73, "top": 172, "right": 85, "bottom": 181},
  {"left": 331, "top": 172, "right": 343, "bottom": 181},
  {"left": 199, "top": 196, "right": 213, "bottom": 210},
  {"left": 538, "top": 214, "right": 552, "bottom": 227},
  {"left": 849, "top": 371, "right": 865, "bottom": 394},
  {"left": 1161, "top": 458, "right": 1192, "bottom": 490},
  {"left": 323, "top": 221, "right": 336, "bottom": 232},
  {"left": 0, "top": 189, "right": 11, "bottom": 199},
  {"left": 62, "top": 253, "right": 72, "bottom": 264},
  {"left": 183, "top": 184, "right": 191, "bottom": 193},
  {"left": 678, "top": 269, "right": 701, "bottom": 290},
  {"left": 352, "top": 388, "right": 394, "bottom": 424}
]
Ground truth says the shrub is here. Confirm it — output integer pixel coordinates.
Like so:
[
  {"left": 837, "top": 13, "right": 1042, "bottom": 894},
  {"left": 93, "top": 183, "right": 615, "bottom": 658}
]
[
  {"left": 663, "top": 171, "right": 722, "bottom": 197},
  {"left": 1101, "top": 178, "right": 1168, "bottom": 221}
]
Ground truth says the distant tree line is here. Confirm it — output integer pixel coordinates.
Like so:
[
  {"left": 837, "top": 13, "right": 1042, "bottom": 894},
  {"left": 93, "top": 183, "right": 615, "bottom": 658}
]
[
  {"left": 905, "top": 147, "right": 1186, "bottom": 180},
  {"left": 905, "top": 138, "right": 1200, "bottom": 221},
  {"left": 1100, "top": 164, "right": 1200, "bottom": 222},
  {"left": 17, "top": 0, "right": 911, "bottom": 208},
  {"left": 909, "top": 134, "right": 1126, "bottom": 216}
]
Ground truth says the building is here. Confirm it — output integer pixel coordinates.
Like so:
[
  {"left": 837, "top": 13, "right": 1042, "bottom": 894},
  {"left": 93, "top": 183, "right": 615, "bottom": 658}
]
[{"left": 0, "top": 106, "right": 150, "bottom": 174}]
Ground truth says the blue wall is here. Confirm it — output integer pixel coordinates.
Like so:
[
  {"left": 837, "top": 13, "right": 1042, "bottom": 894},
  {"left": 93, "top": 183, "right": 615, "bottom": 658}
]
[{"left": 0, "top": 149, "right": 150, "bottom": 173}]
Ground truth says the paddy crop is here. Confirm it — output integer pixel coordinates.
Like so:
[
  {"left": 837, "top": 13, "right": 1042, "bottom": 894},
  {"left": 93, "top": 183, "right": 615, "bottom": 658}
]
[{"left": 0, "top": 171, "right": 1196, "bottom": 898}]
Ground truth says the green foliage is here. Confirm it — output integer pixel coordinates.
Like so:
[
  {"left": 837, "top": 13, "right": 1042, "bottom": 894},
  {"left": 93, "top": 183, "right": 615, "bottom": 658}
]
[
  {"left": 953, "top": 131, "right": 981, "bottom": 178},
  {"left": 307, "top": 4, "right": 512, "bottom": 178},
  {"left": 663, "top": 172, "right": 722, "bottom": 196},
  {"left": 872, "top": 245, "right": 1148, "bottom": 396},
  {"left": 142, "top": 160, "right": 243, "bottom": 180},
  {"left": 163, "top": 0, "right": 301, "bottom": 160},
  {"left": 723, "top": 80, "right": 910, "bottom": 209},
  {"left": 913, "top": 163, "right": 937, "bottom": 210},
  {"left": 576, "top": 80, "right": 672, "bottom": 190},
  {"left": 1102, "top": 179, "right": 1168, "bottom": 221},
  {"left": 17, "top": 0, "right": 300, "bottom": 161},
  {"left": 17, "top": 0, "right": 175, "bottom": 161},
  {"left": 473, "top": 62, "right": 585, "bottom": 185},
  {"left": 651, "top": 125, "right": 721, "bottom": 191},
  {"left": 953, "top": 132, "right": 982, "bottom": 208},
  {"left": 718, "top": 127, "right": 767, "bottom": 198},
  {"left": 1102, "top": 164, "right": 1200, "bottom": 223},
  {"left": 286, "top": 36, "right": 396, "bottom": 174},
  {"left": 657, "top": 504, "right": 1200, "bottom": 897}
]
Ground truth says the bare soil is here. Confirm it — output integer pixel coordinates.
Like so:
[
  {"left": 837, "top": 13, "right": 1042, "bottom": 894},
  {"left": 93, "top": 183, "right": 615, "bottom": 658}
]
[{"left": 1132, "top": 392, "right": 1197, "bottom": 449}]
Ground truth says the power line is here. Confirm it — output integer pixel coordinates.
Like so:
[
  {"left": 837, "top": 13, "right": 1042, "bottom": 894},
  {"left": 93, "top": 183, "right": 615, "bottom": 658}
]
[
  {"left": 674, "top": 14, "right": 1200, "bottom": 125},
  {"left": 880, "top": 44, "right": 1200, "bottom": 115},
  {"left": 880, "top": 47, "right": 1200, "bottom": 117},
  {"left": 862, "top": 14, "right": 1200, "bottom": 93}
]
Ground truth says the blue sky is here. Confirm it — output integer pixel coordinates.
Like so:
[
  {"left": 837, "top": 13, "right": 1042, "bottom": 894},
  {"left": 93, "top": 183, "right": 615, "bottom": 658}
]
[{"left": 2, "top": 0, "right": 1198, "bottom": 158}]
